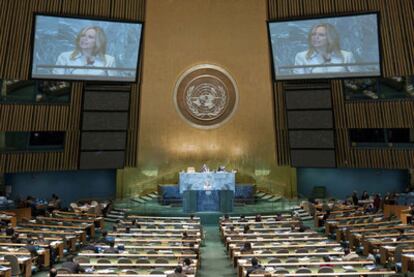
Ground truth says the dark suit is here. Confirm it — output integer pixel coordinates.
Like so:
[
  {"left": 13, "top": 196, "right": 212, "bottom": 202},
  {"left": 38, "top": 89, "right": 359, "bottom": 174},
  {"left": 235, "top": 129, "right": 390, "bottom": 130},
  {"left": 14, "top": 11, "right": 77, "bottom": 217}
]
[
  {"left": 25, "top": 245, "right": 38, "bottom": 257},
  {"left": 246, "top": 264, "right": 264, "bottom": 277},
  {"left": 61, "top": 261, "right": 84, "bottom": 273}
]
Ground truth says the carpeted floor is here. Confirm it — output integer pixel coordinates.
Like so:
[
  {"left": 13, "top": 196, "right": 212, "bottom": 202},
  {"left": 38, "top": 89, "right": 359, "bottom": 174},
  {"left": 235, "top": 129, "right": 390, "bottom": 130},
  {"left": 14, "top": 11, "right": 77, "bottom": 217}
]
[{"left": 197, "top": 225, "right": 237, "bottom": 277}]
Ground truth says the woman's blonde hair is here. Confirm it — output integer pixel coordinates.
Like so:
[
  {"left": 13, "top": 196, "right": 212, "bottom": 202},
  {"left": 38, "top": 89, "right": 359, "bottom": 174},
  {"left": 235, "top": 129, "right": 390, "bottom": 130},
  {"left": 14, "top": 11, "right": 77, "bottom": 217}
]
[
  {"left": 70, "top": 26, "right": 107, "bottom": 62},
  {"left": 306, "top": 23, "right": 342, "bottom": 60}
]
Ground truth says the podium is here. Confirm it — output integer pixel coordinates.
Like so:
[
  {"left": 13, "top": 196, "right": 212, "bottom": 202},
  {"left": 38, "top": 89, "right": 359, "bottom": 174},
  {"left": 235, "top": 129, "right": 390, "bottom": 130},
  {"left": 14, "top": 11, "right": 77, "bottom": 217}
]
[{"left": 180, "top": 172, "right": 235, "bottom": 213}]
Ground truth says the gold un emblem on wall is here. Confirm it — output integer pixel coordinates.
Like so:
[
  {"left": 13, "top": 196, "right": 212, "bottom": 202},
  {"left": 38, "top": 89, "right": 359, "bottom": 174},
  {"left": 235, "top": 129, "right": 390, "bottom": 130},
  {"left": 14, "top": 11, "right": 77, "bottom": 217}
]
[{"left": 174, "top": 64, "right": 239, "bottom": 129}]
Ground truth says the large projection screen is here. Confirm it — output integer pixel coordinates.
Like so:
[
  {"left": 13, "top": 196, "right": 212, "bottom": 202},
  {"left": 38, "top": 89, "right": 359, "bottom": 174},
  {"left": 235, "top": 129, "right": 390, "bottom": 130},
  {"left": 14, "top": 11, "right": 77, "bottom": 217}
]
[
  {"left": 268, "top": 13, "right": 381, "bottom": 80},
  {"left": 31, "top": 15, "right": 143, "bottom": 82}
]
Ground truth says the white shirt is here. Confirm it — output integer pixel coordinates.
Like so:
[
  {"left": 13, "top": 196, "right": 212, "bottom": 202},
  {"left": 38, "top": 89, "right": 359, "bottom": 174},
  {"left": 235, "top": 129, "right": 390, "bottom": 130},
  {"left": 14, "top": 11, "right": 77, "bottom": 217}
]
[
  {"left": 293, "top": 50, "right": 357, "bottom": 74},
  {"left": 53, "top": 51, "right": 116, "bottom": 76}
]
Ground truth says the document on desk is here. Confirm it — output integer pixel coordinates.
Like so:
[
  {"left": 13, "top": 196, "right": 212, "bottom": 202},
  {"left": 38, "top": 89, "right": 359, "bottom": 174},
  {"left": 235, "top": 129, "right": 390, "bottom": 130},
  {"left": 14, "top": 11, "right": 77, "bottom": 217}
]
[{"left": 0, "top": 266, "right": 10, "bottom": 271}]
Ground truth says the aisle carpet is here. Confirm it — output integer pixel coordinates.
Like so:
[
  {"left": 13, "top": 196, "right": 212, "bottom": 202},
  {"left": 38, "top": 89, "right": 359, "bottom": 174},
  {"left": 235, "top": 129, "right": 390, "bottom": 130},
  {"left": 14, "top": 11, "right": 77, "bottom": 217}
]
[{"left": 197, "top": 225, "right": 237, "bottom": 277}]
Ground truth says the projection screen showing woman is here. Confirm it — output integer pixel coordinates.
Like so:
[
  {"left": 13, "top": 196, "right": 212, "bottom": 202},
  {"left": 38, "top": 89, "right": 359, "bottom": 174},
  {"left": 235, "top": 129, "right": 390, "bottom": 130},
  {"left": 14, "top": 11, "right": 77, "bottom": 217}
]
[
  {"left": 267, "top": 13, "right": 381, "bottom": 80},
  {"left": 53, "top": 26, "right": 116, "bottom": 76},
  {"left": 31, "top": 15, "right": 143, "bottom": 82},
  {"left": 293, "top": 23, "right": 357, "bottom": 74}
]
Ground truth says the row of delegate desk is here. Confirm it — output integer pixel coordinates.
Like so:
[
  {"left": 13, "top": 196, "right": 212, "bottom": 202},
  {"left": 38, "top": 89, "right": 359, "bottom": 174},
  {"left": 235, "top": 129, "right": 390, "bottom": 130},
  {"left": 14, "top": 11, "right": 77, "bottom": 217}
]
[
  {"left": 0, "top": 210, "right": 105, "bottom": 277},
  {"left": 58, "top": 215, "right": 203, "bottom": 277},
  {"left": 220, "top": 213, "right": 396, "bottom": 277},
  {"left": 320, "top": 206, "right": 414, "bottom": 274}
]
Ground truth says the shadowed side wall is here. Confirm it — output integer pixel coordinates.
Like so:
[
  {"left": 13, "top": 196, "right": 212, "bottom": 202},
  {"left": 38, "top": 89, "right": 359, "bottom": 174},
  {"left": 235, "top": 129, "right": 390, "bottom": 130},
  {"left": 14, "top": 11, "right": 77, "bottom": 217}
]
[
  {"left": 117, "top": 0, "right": 296, "bottom": 198},
  {"left": 6, "top": 170, "right": 116, "bottom": 207},
  {"left": 297, "top": 168, "right": 409, "bottom": 199}
]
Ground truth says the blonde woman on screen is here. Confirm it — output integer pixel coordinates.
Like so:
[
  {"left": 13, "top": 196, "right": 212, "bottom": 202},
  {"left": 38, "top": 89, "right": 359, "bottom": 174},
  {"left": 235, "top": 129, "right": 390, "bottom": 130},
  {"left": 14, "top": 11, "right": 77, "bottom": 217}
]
[
  {"left": 293, "top": 23, "right": 356, "bottom": 74},
  {"left": 53, "top": 26, "right": 116, "bottom": 76}
]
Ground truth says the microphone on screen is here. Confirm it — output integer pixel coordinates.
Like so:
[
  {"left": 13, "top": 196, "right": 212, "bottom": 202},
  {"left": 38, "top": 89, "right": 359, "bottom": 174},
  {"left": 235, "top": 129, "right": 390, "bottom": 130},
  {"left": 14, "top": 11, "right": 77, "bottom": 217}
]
[
  {"left": 322, "top": 54, "right": 331, "bottom": 63},
  {"left": 86, "top": 57, "right": 95, "bottom": 65}
]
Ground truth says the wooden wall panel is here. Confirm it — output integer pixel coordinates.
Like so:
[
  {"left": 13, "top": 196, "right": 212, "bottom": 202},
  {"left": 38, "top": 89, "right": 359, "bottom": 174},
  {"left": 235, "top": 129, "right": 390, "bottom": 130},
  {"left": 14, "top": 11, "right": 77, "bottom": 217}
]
[
  {"left": 332, "top": 81, "right": 414, "bottom": 169},
  {"left": 269, "top": 0, "right": 414, "bottom": 169},
  {"left": 342, "top": 100, "right": 414, "bottom": 129},
  {"left": 273, "top": 83, "right": 290, "bottom": 165},
  {"left": 0, "top": 0, "right": 144, "bottom": 172},
  {"left": 125, "top": 83, "right": 139, "bottom": 167}
]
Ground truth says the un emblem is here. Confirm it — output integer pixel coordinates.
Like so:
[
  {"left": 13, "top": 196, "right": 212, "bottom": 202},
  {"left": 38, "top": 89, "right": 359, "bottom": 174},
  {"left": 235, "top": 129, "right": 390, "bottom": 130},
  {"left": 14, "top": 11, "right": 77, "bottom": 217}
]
[{"left": 174, "top": 64, "right": 238, "bottom": 129}]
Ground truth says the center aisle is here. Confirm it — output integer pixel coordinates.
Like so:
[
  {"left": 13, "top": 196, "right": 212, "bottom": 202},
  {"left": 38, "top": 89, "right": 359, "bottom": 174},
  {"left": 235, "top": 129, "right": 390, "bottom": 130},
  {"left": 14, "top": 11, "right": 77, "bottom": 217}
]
[{"left": 198, "top": 225, "right": 237, "bottom": 277}]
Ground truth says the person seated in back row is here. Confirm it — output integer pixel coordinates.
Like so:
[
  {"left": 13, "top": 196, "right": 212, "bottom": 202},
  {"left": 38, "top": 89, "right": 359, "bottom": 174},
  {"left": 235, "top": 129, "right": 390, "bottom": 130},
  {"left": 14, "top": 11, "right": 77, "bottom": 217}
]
[
  {"left": 222, "top": 214, "right": 231, "bottom": 223},
  {"left": 320, "top": 209, "right": 331, "bottom": 226},
  {"left": 239, "top": 215, "right": 248, "bottom": 222},
  {"left": 182, "top": 231, "right": 189, "bottom": 240},
  {"left": 275, "top": 213, "right": 284, "bottom": 221},
  {"left": 48, "top": 194, "right": 61, "bottom": 212},
  {"left": 182, "top": 258, "right": 195, "bottom": 274},
  {"left": 246, "top": 257, "right": 264, "bottom": 277},
  {"left": 167, "top": 266, "right": 186, "bottom": 277},
  {"left": 189, "top": 214, "right": 199, "bottom": 223},
  {"left": 364, "top": 204, "right": 376, "bottom": 214},
  {"left": 103, "top": 240, "right": 119, "bottom": 253},
  {"left": 361, "top": 191, "right": 369, "bottom": 200},
  {"left": 181, "top": 231, "right": 194, "bottom": 246},
  {"left": 81, "top": 242, "right": 98, "bottom": 252},
  {"left": 226, "top": 225, "right": 237, "bottom": 235},
  {"left": 25, "top": 239, "right": 39, "bottom": 259},
  {"left": 97, "top": 230, "right": 112, "bottom": 244},
  {"left": 243, "top": 225, "right": 253, "bottom": 234},
  {"left": 240, "top": 242, "right": 253, "bottom": 254},
  {"left": 342, "top": 247, "right": 360, "bottom": 261},
  {"left": 5, "top": 224, "right": 14, "bottom": 236},
  {"left": 61, "top": 255, "right": 85, "bottom": 273},
  {"left": 11, "top": 232, "right": 22, "bottom": 243}
]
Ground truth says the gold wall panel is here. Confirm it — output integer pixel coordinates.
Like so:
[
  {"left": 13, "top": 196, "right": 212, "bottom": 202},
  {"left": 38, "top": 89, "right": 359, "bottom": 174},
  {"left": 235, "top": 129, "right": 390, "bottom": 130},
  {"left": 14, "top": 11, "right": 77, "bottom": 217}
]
[
  {"left": 117, "top": 0, "right": 296, "bottom": 198},
  {"left": 269, "top": 0, "right": 414, "bottom": 169}
]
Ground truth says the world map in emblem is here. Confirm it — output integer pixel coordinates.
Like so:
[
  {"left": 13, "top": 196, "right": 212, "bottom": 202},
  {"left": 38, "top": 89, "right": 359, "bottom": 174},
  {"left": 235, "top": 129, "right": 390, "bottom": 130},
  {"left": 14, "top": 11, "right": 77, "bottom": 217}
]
[
  {"left": 174, "top": 65, "right": 238, "bottom": 129},
  {"left": 185, "top": 80, "right": 227, "bottom": 121}
]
